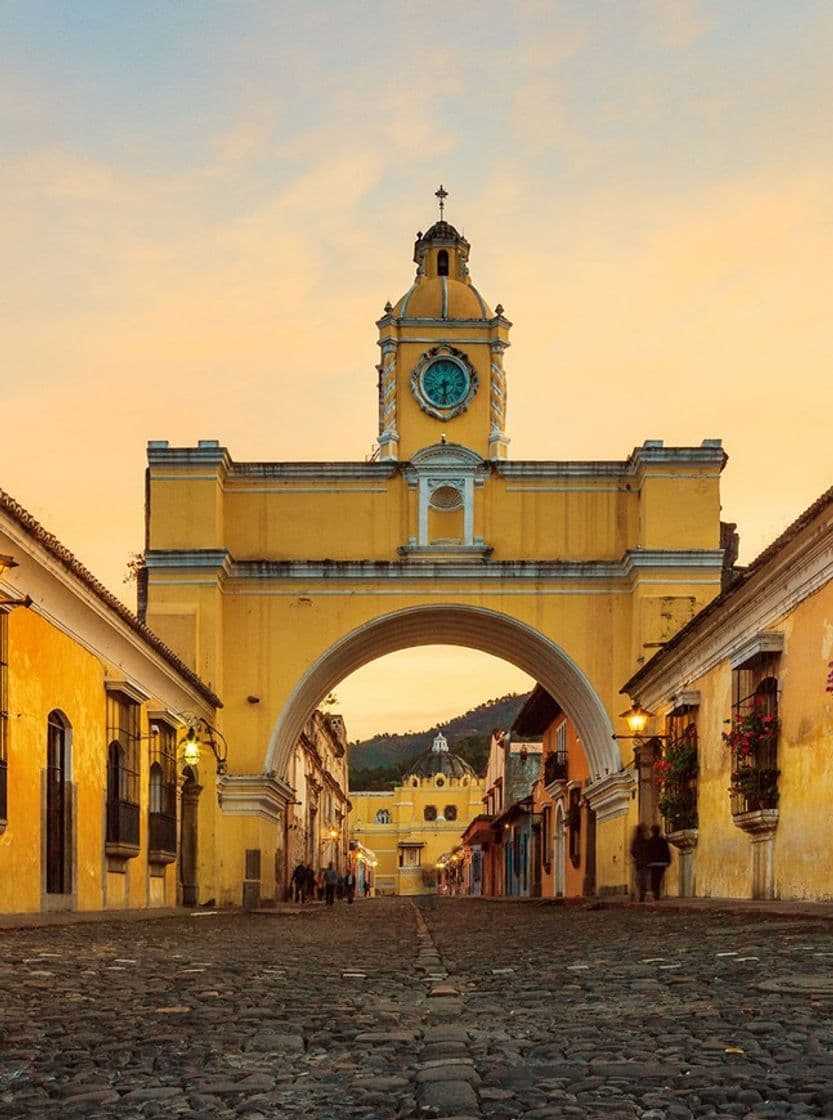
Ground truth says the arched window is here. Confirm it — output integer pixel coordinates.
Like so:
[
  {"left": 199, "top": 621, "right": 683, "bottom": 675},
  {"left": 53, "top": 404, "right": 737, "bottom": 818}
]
[
  {"left": 105, "top": 689, "right": 140, "bottom": 851},
  {"left": 149, "top": 722, "right": 178, "bottom": 858},
  {"left": 149, "top": 762, "right": 164, "bottom": 814},
  {"left": 729, "top": 668, "right": 780, "bottom": 815},
  {"left": 375, "top": 808, "right": 391, "bottom": 824},
  {"left": 437, "top": 249, "right": 449, "bottom": 276},
  {"left": 424, "top": 805, "right": 438, "bottom": 821}
]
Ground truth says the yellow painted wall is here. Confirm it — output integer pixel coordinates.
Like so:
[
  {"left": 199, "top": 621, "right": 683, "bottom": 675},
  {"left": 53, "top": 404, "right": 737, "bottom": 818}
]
[
  {"left": 0, "top": 607, "right": 192, "bottom": 913},
  {"left": 649, "top": 579, "right": 833, "bottom": 901}
]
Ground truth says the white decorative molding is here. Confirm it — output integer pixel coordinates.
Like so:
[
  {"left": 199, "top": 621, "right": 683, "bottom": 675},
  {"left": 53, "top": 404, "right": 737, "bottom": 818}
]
[
  {"left": 583, "top": 769, "right": 636, "bottom": 821},
  {"left": 217, "top": 773, "right": 295, "bottom": 822},
  {"left": 104, "top": 678, "right": 152, "bottom": 705},
  {"left": 729, "top": 631, "right": 784, "bottom": 670},
  {"left": 668, "top": 690, "right": 701, "bottom": 714}
]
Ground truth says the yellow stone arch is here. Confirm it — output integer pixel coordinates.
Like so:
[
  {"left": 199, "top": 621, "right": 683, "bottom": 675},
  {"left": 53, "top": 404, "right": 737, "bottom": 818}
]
[{"left": 265, "top": 603, "right": 618, "bottom": 780}]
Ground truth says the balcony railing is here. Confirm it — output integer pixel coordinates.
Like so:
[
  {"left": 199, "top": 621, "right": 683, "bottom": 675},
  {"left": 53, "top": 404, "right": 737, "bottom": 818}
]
[
  {"left": 543, "top": 749, "right": 568, "bottom": 785},
  {"left": 106, "top": 798, "right": 140, "bottom": 848},
  {"left": 730, "top": 762, "right": 780, "bottom": 816},
  {"left": 149, "top": 811, "right": 177, "bottom": 855}
]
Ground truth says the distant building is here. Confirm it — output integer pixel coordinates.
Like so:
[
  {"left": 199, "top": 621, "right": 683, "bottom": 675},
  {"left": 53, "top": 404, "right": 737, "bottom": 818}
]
[
  {"left": 349, "top": 731, "right": 485, "bottom": 895},
  {"left": 281, "top": 709, "right": 350, "bottom": 898},
  {"left": 462, "top": 730, "right": 542, "bottom": 898}
]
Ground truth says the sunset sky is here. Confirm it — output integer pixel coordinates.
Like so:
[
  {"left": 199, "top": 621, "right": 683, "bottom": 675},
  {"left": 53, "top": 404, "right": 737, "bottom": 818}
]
[{"left": 2, "top": 2, "right": 831, "bottom": 741}]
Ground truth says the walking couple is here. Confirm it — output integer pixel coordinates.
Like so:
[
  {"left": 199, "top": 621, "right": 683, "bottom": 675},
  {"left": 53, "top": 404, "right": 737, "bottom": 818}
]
[{"left": 630, "top": 823, "right": 671, "bottom": 902}]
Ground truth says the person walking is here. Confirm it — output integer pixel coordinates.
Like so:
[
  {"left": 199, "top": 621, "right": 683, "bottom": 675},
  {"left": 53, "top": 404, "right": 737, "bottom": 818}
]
[
  {"left": 316, "top": 867, "right": 325, "bottom": 901},
  {"left": 630, "top": 824, "right": 650, "bottom": 903},
  {"left": 645, "top": 824, "right": 672, "bottom": 900},
  {"left": 291, "top": 861, "right": 307, "bottom": 904},
  {"left": 324, "top": 861, "right": 338, "bottom": 906},
  {"left": 305, "top": 864, "right": 316, "bottom": 903},
  {"left": 344, "top": 868, "right": 356, "bottom": 904}
]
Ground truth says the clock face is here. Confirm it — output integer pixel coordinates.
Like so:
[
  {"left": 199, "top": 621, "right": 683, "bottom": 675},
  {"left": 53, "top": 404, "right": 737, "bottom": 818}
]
[{"left": 422, "top": 358, "right": 470, "bottom": 409}]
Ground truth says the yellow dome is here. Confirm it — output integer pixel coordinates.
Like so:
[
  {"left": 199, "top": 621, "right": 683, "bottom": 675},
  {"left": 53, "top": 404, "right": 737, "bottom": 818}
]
[{"left": 394, "top": 276, "right": 492, "bottom": 321}]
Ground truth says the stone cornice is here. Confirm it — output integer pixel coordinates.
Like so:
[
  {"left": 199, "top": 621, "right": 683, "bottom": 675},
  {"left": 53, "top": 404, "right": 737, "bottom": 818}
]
[
  {"left": 583, "top": 769, "right": 635, "bottom": 822},
  {"left": 217, "top": 773, "right": 295, "bottom": 822},
  {"left": 625, "top": 510, "right": 833, "bottom": 707}
]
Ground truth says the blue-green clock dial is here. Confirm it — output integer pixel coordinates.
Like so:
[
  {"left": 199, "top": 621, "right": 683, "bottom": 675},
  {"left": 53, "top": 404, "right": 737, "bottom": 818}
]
[{"left": 422, "top": 359, "right": 469, "bottom": 408}]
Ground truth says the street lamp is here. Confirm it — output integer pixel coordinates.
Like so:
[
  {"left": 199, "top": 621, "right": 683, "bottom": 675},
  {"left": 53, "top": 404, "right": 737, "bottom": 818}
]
[
  {"left": 179, "top": 717, "right": 228, "bottom": 775},
  {"left": 0, "top": 555, "right": 32, "bottom": 610},
  {"left": 618, "top": 701, "right": 655, "bottom": 738}
]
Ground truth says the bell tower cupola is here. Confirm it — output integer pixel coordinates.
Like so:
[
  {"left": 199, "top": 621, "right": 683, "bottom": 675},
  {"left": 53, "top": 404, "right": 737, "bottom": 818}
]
[{"left": 375, "top": 188, "right": 511, "bottom": 462}]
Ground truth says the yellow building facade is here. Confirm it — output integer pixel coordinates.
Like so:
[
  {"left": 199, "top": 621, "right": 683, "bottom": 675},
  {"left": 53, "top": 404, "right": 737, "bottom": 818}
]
[
  {"left": 0, "top": 491, "right": 219, "bottom": 914},
  {"left": 143, "top": 207, "right": 728, "bottom": 907},
  {"left": 349, "top": 732, "right": 485, "bottom": 895},
  {"left": 623, "top": 486, "right": 833, "bottom": 901}
]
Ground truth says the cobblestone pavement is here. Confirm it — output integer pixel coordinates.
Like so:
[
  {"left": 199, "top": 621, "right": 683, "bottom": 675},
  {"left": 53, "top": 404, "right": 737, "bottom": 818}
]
[{"left": 2, "top": 899, "right": 833, "bottom": 1119}]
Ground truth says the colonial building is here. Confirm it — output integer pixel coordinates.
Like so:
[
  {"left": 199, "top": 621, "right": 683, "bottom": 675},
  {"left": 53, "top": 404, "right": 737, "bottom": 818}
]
[
  {"left": 517, "top": 687, "right": 592, "bottom": 899},
  {"left": 0, "top": 489, "right": 219, "bottom": 914},
  {"left": 281, "top": 709, "right": 350, "bottom": 898},
  {"left": 349, "top": 732, "right": 485, "bottom": 895},
  {"left": 143, "top": 197, "right": 728, "bottom": 906},
  {"left": 622, "top": 484, "right": 833, "bottom": 901}
]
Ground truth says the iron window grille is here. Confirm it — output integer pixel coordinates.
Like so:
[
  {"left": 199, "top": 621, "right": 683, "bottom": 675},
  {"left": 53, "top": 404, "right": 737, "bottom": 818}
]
[
  {"left": 105, "top": 691, "right": 140, "bottom": 849},
  {"left": 544, "top": 749, "right": 568, "bottom": 785},
  {"left": 424, "top": 804, "right": 438, "bottom": 822},
  {"left": 149, "top": 721, "right": 177, "bottom": 856},
  {"left": 659, "top": 713, "right": 699, "bottom": 832},
  {"left": 729, "top": 666, "right": 780, "bottom": 816}
]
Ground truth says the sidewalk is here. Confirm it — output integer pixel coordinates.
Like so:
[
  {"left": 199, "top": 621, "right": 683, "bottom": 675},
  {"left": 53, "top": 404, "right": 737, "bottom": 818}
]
[
  {"left": 453, "top": 893, "right": 833, "bottom": 920},
  {"left": 0, "top": 906, "right": 214, "bottom": 933}
]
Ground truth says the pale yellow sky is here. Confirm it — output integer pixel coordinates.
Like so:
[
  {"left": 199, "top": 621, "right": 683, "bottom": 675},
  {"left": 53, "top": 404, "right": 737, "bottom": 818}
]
[{"left": 1, "top": 2, "right": 831, "bottom": 739}]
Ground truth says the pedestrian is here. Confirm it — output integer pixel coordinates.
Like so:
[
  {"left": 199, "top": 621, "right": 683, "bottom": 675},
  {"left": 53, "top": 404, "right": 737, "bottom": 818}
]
[
  {"left": 645, "top": 823, "right": 672, "bottom": 900},
  {"left": 336, "top": 874, "right": 344, "bottom": 901},
  {"left": 324, "top": 861, "right": 338, "bottom": 905},
  {"left": 291, "top": 861, "right": 307, "bottom": 904},
  {"left": 344, "top": 868, "right": 356, "bottom": 904},
  {"left": 305, "top": 863, "right": 316, "bottom": 903},
  {"left": 630, "top": 824, "right": 649, "bottom": 903},
  {"left": 316, "top": 867, "right": 325, "bottom": 901},
  {"left": 363, "top": 878, "right": 371, "bottom": 898}
]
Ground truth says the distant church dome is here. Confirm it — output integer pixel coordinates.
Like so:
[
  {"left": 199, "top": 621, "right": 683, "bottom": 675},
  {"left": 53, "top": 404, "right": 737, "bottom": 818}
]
[
  {"left": 403, "top": 730, "right": 477, "bottom": 780},
  {"left": 391, "top": 220, "right": 493, "bottom": 322}
]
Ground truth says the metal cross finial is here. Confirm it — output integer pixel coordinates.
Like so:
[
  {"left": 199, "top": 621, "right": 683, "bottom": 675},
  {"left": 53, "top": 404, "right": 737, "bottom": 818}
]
[{"left": 435, "top": 184, "right": 448, "bottom": 219}]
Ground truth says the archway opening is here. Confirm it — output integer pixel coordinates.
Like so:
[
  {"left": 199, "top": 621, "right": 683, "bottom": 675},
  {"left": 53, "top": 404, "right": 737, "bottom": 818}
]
[{"left": 266, "top": 604, "right": 617, "bottom": 781}]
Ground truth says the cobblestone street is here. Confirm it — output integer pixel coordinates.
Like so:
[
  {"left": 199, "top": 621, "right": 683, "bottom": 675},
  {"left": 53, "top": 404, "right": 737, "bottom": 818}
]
[{"left": 3, "top": 899, "right": 833, "bottom": 1119}]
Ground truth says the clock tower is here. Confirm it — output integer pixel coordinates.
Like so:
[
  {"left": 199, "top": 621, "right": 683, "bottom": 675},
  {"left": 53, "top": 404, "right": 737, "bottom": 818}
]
[{"left": 375, "top": 192, "right": 511, "bottom": 462}]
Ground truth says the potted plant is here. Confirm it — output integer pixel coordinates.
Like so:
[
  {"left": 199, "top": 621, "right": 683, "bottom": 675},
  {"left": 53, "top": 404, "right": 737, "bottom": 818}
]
[{"left": 653, "top": 733, "right": 699, "bottom": 832}]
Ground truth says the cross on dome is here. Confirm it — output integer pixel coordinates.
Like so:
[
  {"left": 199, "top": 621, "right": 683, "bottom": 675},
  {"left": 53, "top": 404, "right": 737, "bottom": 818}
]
[{"left": 434, "top": 184, "right": 448, "bottom": 220}]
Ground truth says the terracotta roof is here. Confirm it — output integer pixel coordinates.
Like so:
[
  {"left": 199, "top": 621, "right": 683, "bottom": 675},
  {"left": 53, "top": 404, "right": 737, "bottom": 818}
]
[
  {"left": 623, "top": 482, "right": 833, "bottom": 696},
  {"left": 0, "top": 488, "right": 222, "bottom": 709}
]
